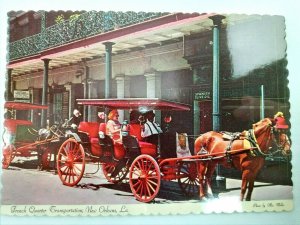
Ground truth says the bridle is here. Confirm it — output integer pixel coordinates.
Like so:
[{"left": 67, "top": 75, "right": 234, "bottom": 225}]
[
  {"left": 270, "top": 126, "right": 291, "bottom": 155},
  {"left": 249, "top": 119, "right": 290, "bottom": 157}
]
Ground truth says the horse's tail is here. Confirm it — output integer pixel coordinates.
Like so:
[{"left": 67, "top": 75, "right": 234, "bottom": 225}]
[{"left": 194, "top": 132, "right": 210, "bottom": 155}]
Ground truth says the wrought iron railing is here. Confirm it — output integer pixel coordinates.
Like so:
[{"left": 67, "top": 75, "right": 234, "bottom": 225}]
[{"left": 9, "top": 11, "right": 170, "bottom": 61}]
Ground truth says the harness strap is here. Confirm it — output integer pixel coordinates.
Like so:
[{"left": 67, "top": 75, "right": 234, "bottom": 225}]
[{"left": 224, "top": 132, "right": 240, "bottom": 164}]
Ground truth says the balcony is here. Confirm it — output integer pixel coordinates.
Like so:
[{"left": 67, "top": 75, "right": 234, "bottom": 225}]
[{"left": 8, "top": 11, "right": 170, "bottom": 61}]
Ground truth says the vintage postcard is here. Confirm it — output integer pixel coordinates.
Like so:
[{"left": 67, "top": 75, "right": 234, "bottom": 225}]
[{"left": 0, "top": 1, "right": 299, "bottom": 225}]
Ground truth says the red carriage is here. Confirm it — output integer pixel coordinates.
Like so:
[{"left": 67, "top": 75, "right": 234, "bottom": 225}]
[
  {"left": 2, "top": 101, "right": 64, "bottom": 169},
  {"left": 56, "top": 98, "right": 201, "bottom": 202},
  {"left": 55, "top": 98, "right": 291, "bottom": 202}
]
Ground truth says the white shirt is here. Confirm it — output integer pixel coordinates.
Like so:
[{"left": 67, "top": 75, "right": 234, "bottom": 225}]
[{"left": 141, "top": 120, "right": 162, "bottom": 138}]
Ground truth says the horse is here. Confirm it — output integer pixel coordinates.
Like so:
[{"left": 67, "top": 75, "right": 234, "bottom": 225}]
[{"left": 194, "top": 118, "right": 291, "bottom": 201}]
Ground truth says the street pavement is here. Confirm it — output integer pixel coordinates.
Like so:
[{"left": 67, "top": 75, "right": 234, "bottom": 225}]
[{"left": 0, "top": 157, "right": 293, "bottom": 205}]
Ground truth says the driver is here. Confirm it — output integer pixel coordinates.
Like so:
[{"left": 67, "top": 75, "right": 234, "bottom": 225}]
[
  {"left": 274, "top": 112, "right": 289, "bottom": 130},
  {"left": 69, "top": 109, "right": 82, "bottom": 129},
  {"left": 141, "top": 110, "right": 162, "bottom": 146},
  {"left": 273, "top": 112, "right": 290, "bottom": 151}
]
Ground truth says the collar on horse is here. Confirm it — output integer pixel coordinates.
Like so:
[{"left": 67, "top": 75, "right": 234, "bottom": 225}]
[{"left": 245, "top": 129, "right": 268, "bottom": 157}]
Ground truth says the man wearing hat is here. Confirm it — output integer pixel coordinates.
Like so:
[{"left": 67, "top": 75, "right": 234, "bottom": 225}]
[
  {"left": 69, "top": 109, "right": 82, "bottom": 128},
  {"left": 273, "top": 112, "right": 291, "bottom": 154},
  {"left": 274, "top": 112, "right": 289, "bottom": 130},
  {"left": 141, "top": 110, "right": 162, "bottom": 146}
]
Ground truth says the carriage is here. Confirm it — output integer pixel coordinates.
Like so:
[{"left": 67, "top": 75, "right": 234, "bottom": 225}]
[
  {"left": 55, "top": 98, "right": 273, "bottom": 203},
  {"left": 2, "top": 101, "right": 65, "bottom": 169}
]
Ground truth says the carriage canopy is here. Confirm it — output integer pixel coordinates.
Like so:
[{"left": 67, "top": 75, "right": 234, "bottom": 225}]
[
  {"left": 76, "top": 98, "right": 190, "bottom": 111},
  {"left": 4, "top": 101, "right": 48, "bottom": 110}
]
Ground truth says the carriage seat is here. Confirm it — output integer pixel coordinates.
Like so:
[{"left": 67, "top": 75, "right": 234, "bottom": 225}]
[
  {"left": 128, "top": 124, "right": 157, "bottom": 157},
  {"left": 78, "top": 121, "right": 99, "bottom": 138},
  {"left": 4, "top": 119, "right": 36, "bottom": 143},
  {"left": 129, "top": 124, "right": 142, "bottom": 141},
  {"left": 4, "top": 119, "right": 33, "bottom": 134},
  {"left": 78, "top": 122, "right": 101, "bottom": 156},
  {"left": 122, "top": 135, "right": 157, "bottom": 158}
]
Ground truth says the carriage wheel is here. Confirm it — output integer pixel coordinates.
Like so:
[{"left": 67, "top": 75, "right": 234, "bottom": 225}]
[
  {"left": 2, "top": 144, "right": 16, "bottom": 169},
  {"left": 102, "top": 162, "right": 128, "bottom": 184},
  {"left": 129, "top": 155, "right": 161, "bottom": 203},
  {"left": 177, "top": 161, "right": 199, "bottom": 197},
  {"left": 57, "top": 138, "right": 85, "bottom": 186}
]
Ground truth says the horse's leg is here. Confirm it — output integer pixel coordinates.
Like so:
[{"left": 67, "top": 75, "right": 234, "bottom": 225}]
[
  {"left": 197, "top": 161, "right": 207, "bottom": 200},
  {"left": 245, "top": 179, "right": 255, "bottom": 201},
  {"left": 205, "top": 160, "right": 218, "bottom": 198},
  {"left": 240, "top": 170, "right": 250, "bottom": 201}
]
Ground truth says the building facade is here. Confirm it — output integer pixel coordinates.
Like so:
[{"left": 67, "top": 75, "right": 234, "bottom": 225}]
[{"left": 6, "top": 11, "right": 289, "bottom": 154}]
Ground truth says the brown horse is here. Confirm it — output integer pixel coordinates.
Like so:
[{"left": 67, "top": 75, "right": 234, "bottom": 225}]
[{"left": 194, "top": 118, "right": 291, "bottom": 201}]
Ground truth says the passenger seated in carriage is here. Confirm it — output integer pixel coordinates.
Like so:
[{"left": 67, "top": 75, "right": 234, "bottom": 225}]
[
  {"left": 97, "top": 111, "right": 106, "bottom": 123},
  {"left": 106, "top": 109, "right": 122, "bottom": 143},
  {"left": 141, "top": 110, "right": 162, "bottom": 146}
]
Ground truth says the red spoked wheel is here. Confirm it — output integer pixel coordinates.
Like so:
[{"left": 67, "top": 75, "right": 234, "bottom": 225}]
[
  {"left": 177, "top": 161, "right": 199, "bottom": 197},
  {"left": 2, "top": 144, "right": 16, "bottom": 169},
  {"left": 57, "top": 138, "right": 85, "bottom": 186},
  {"left": 129, "top": 155, "right": 161, "bottom": 203},
  {"left": 102, "top": 162, "right": 128, "bottom": 184}
]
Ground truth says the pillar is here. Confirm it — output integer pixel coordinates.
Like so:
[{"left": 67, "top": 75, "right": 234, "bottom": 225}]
[
  {"left": 41, "top": 58, "right": 50, "bottom": 128},
  {"left": 64, "top": 83, "right": 73, "bottom": 120},
  {"left": 83, "top": 63, "right": 89, "bottom": 121},
  {"left": 103, "top": 42, "right": 115, "bottom": 99},
  {"left": 144, "top": 71, "right": 161, "bottom": 121},
  {"left": 5, "top": 68, "right": 13, "bottom": 101},
  {"left": 209, "top": 15, "right": 225, "bottom": 132},
  {"left": 115, "top": 74, "right": 130, "bottom": 121},
  {"left": 87, "top": 79, "right": 96, "bottom": 121},
  {"left": 209, "top": 15, "right": 225, "bottom": 180}
]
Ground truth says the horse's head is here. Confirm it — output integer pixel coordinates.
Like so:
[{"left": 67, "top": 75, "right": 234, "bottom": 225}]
[
  {"left": 252, "top": 118, "right": 291, "bottom": 155},
  {"left": 271, "top": 123, "right": 291, "bottom": 156}
]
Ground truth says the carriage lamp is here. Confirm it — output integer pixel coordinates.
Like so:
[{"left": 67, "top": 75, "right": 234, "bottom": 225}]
[
  {"left": 164, "top": 115, "right": 172, "bottom": 123},
  {"left": 164, "top": 114, "right": 172, "bottom": 132}
]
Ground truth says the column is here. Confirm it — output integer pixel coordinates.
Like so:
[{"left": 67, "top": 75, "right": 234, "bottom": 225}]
[
  {"left": 103, "top": 42, "right": 115, "bottom": 99},
  {"left": 192, "top": 68, "right": 200, "bottom": 135},
  {"left": 5, "top": 68, "right": 13, "bottom": 101},
  {"left": 87, "top": 79, "right": 96, "bottom": 121},
  {"left": 144, "top": 71, "right": 161, "bottom": 121},
  {"left": 209, "top": 15, "right": 225, "bottom": 181},
  {"left": 115, "top": 74, "right": 130, "bottom": 121},
  {"left": 209, "top": 15, "right": 225, "bottom": 132},
  {"left": 83, "top": 61, "right": 89, "bottom": 121},
  {"left": 64, "top": 83, "right": 73, "bottom": 120},
  {"left": 41, "top": 58, "right": 50, "bottom": 128}
]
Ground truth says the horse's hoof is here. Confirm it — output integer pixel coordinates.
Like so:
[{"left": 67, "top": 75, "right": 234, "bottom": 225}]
[
  {"left": 207, "top": 194, "right": 215, "bottom": 199},
  {"left": 200, "top": 196, "right": 209, "bottom": 202}
]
